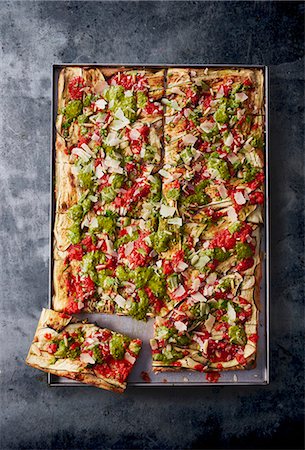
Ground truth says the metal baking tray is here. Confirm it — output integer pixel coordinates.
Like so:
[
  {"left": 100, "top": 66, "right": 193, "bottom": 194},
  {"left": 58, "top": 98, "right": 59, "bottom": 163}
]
[{"left": 48, "top": 64, "right": 269, "bottom": 387}]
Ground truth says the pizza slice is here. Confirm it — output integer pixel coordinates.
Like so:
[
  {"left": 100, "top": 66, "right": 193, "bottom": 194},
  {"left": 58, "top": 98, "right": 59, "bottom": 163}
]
[
  {"left": 150, "top": 267, "right": 258, "bottom": 373},
  {"left": 26, "top": 309, "right": 142, "bottom": 392}
]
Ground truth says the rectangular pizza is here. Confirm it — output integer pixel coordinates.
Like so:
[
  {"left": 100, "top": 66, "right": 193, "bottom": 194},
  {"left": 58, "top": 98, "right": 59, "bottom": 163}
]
[
  {"left": 26, "top": 309, "right": 142, "bottom": 392},
  {"left": 51, "top": 65, "right": 265, "bottom": 379}
]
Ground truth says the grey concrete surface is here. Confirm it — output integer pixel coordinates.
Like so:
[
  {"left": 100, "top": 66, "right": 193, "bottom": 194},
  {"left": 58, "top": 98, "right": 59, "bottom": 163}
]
[{"left": 0, "top": 1, "right": 304, "bottom": 449}]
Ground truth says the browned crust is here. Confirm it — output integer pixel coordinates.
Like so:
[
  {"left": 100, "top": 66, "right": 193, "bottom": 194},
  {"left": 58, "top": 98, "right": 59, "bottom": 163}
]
[{"left": 25, "top": 360, "right": 125, "bottom": 393}]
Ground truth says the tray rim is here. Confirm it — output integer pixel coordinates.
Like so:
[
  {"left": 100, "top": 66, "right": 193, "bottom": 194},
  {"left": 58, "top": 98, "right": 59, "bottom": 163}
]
[{"left": 48, "top": 63, "right": 270, "bottom": 387}]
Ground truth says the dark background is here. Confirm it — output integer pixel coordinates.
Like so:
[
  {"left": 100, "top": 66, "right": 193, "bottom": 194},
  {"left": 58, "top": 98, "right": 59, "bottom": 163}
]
[{"left": 0, "top": 1, "right": 304, "bottom": 449}]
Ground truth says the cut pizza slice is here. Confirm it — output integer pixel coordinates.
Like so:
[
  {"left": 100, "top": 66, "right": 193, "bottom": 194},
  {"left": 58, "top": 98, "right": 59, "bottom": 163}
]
[
  {"left": 26, "top": 309, "right": 142, "bottom": 392},
  {"left": 150, "top": 268, "right": 258, "bottom": 373}
]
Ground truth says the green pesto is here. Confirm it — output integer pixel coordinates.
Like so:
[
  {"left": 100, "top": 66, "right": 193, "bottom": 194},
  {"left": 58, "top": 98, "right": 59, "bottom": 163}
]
[
  {"left": 64, "top": 100, "right": 83, "bottom": 120},
  {"left": 228, "top": 325, "right": 247, "bottom": 346},
  {"left": 104, "top": 85, "right": 137, "bottom": 122},
  {"left": 235, "top": 242, "right": 253, "bottom": 260},
  {"left": 128, "top": 289, "right": 150, "bottom": 321},
  {"left": 109, "top": 334, "right": 128, "bottom": 360},
  {"left": 137, "top": 91, "right": 148, "bottom": 108}
]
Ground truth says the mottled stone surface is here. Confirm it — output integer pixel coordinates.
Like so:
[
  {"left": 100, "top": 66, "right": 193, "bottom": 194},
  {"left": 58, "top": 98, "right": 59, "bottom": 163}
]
[{"left": 0, "top": 1, "right": 304, "bottom": 449}]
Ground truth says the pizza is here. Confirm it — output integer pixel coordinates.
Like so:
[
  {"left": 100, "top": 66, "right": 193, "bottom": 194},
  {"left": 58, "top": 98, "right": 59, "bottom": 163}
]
[
  {"left": 26, "top": 309, "right": 142, "bottom": 392},
  {"left": 49, "top": 65, "right": 265, "bottom": 380}
]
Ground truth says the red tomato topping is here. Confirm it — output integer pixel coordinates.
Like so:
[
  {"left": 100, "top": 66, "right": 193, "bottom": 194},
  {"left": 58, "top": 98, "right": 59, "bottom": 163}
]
[
  {"left": 243, "top": 78, "right": 253, "bottom": 88},
  {"left": 47, "top": 343, "right": 58, "bottom": 354},
  {"left": 145, "top": 287, "right": 164, "bottom": 314},
  {"left": 67, "top": 244, "right": 84, "bottom": 261},
  {"left": 236, "top": 257, "right": 254, "bottom": 273},
  {"left": 78, "top": 136, "right": 91, "bottom": 147},
  {"left": 81, "top": 235, "right": 97, "bottom": 253},
  {"left": 206, "top": 372, "right": 221, "bottom": 383},
  {"left": 236, "top": 354, "right": 247, "bottom": 366},
  {"left": 210, "top": 229, "right": 236, "bottom": 250},
  {"left": 65, "top": 296, "right": 81, "bottom": 314},
  {"left": 247, "top": 172, "right": 264, "bottom": 190},
  {"left": 249, "top": 333, "right": 259, "bottom": 343},
  {"left": 249, "top": 191, "right": 264, "bottom": 205},
  {"left": 68, "top": 77, "right": 85, "bottom": 100},
  {"left": 44, "top": 333, "right": 52, "bottom": 340},
  {"left": 95, "top": 359, "right": 132, "bottom": 383},
  {"left": 185, "top": 88, "right": 199, "bottom": 105},
  {"left": 70, "top": 342, "right": 81, "bottom": 350},
  {"left": 162, "top": 260, "right": 174, "bottom": 275},
  {"left": 144, "top": 101, "right": 163, "bottom": 115}
]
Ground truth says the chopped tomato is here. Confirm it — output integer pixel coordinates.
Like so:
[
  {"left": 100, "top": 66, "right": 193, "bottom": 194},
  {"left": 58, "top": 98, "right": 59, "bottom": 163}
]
[
  {"left": 206, "top": 372, "right": 221, "bottom": 383},
  {"left": 210, "top": 229, "right": 236, "bottom": 250},
  {"left": 194, "top": 363, "right": 205, "bottom": 372},
  {"left": 162, "top": 260, "right": 174, "bottom": 275},
  {"left": 236, "top": 257, "right": 254, "bottom": 272},
  {"left": 47, "top": 343, "right": 58, "bottom": 354},
  {"left": 68, "top": 77, "right": 85, "bottom": 100},
  {"left": 236, "top": 354, "right": 247, "bottom": 366},
  {"left": 65, "top": 296, "right": 81, "bottom": 314},
  {"left": 249, "top": 191, "right": 264, "bottom": 205},
  {"left": 243, "top": 78, "right": 253, "bottom": 88},
  {"left": 67, "top": 244, "right": 84, "bottom": 261},
  {"left": 81, "top": 235, "right": 97, "bottom": 252},
  {"left": 77, "top": 136, "right": 91, "bottom": 147},
  {"left": 249, "top": 333, "right": 259, "bottom": 343},
  {"left": 144, "top": 101, "right": 162, "bottom": 115},
  {"left": 247, "top": 172, "right": 264, "bottom": 190},
  {"left": 44, "top": 333, "right": 52, "bottom": 340},
  {"left": 145, "top": 287, "right": 164, "bottom": 314},
  {"left": 70, "top": 342, "right": 81, "bottom": 350}
]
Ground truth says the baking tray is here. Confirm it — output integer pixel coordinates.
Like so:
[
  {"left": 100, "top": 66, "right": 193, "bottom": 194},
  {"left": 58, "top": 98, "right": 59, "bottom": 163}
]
[{"left": 48, "top": 64, "right": 270, "bottom": 387}]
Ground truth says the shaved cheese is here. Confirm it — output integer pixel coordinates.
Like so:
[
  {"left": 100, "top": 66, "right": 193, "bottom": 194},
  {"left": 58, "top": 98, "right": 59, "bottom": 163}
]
[
  {"left": 130, "top": 128, "right": 141, "bottom": 140},
  {"left": 206, "top": 272, "right": 217, "bottom": 285},
  {"left": 71, "top": 147, "right": 90, "bottom": 162},
  {"left": 191, "top": 292, "right": 207, "bottom": 303},
  {"left": 78, "top": 301, "right": 84, "bottom": 310},
  {"left": 114, "top": 294, "right": 126, "bottom": 309},
  {"left": 176, "top": 261, "right": 188, "bottom": 272},
  {"left": 205, "top": 314, "right": 215, "bottom": 333},
  {"left": 80, "top": 352, "right": 96, "bottom": 365},
  {"left": 91, "top": 133, "right": 100, "bottom": 142},
  {"left": 174, "top": 321, "right": 187, "bottom": 332},
  {"left": 216, "top": 85, "right": 224, "bottom": 98},
  {"left": 234, "top": 191, "right": 246, "bottom": 205},
  {"left": 217, "top": 184, "right": 228, "bottom": 199},
  {"left": 124, "top": 240, "right": 135, "bottom": 256},
  {"left": 182, "top": 134, "right": 197, "bottom": 146},
  {"left": 172, "top": 285, "right": 186, "bottom": 298},
  {"left": 227, "top": 206, "right": 238, "bottom": 222},
  {"left": 227, "top": 153, "right": 239, "bottom": 164},
  {"left": 81, "top": 143, "right": 95, "bottom": 157},
  {"left": 160, "top": 204, "right": 176, "bottom": 218},
  {"left": 124, "top": 352, "right": 136, "bottom": 365},
  {"left": 235, "top": 92, "right": 248, "bottom": 102},
  {"left": 104, "top": 155, "right": 121, "bottom": 169},
  {"left": 191, "top": 278, "right": 201, "bottom": 292},
  {"left": 111, "top": 108, "right": 130, "bottom": 131},
  {"left": 224, "top": 132, "right": 234, "bottom": 147},
  {"left": 171, "top": 86, "right": 186, "bottom": 96},
  {"left": 227, "top": 302, "right": 236, "bottom": 324},
  {"left": 95, "top": 164, "right": 104, "bottom": 179},
  {"left": 105, "top": 238, "right": 115, "bottom": 256},
  {"left": 31, "top": 343, "right": 41, "bottom": 356},
  {"left": 95, "top": 99, "right": 107, "bottom": 110},
  {"left": 88, "top": 195, "right": 98, "bottom": 202},
  {"left": 90, "top": 217, "right": 98, "bottom": 229},
  {"left": 105, "top": 132, "right": 121, "bottom": 147},
  {"left": 158, "top": 169, "right": 172, "bottom": 178},
  {"left": 200, "top": 121, "right": 215, "bottom": 133},
  {"left": 168, "top": 217, "right": 182, "bottom": 226}
]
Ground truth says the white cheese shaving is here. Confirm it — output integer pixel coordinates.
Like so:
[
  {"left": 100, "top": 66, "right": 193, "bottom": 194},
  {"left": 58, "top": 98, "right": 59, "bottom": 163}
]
[
  {"left": 124, "top": 352, "right": 136, "bottom": 365},
  {"left": 216, "top": 85, "right": 224, "bottom": 98},
  {"left": 174, "top": 321, "right": 187, "bottom": 332},
  {"left": 234, "top": 191, "right": 246, "bottom": 205},
  {"left": 71, "top": 147, "right": 90, "bottom": 162},
  {"left": 227, "top": 206, "right": 238, "bottom": 222},
  {"left": 176, "top": 261, "right": 188, "bottom": 272},
  {"left": 91, "top": 133, "right": 100, "bottom": 142},
  {"left": 224, "top": 132, "right": 234, "bottom": 147},
  {"left": 227, "top": 302, "right": 236, "bottom": 324},
  {"left": 206, "top": 272, "right": 217, "bottom": 285},
  {"left": 204, "top": 314, "right": 215, "bottom": 333},
  {"left": 80, "top": 352, "right": 96, "bottom": 365},
  {"left": 191, "top": 277, "right": 201, "bottom": 292},
  {"left": 160, "top": 204, "right": 176, "bottom": 218},
  {"left": 235, "top": 92, "right": 248, "bottom": 102},
  {"left": 217, "top": 184, "right": 228, "bottom": 199},
  {"left": 95, "top": 164, "right": 104, "bottom": 179},
  {"left": 111, "top": 108, "right": 130, "bottom": 131},
  {"left": 182, "top": 134, "right": 197, "bottom": 146},
  {"left": 114, "top": 294, "right": 126, "bottom": 309},
  {"left": 158, "top": 169, "right": 172, "bottom": 179},
  {"left": 200, "top": 120, "right": 215, "bottom": 133},
  {"left": 105, "top": 132, "right": 121, "bottom": 147},
  {"left": 172, "top": 285, "right": 186, "bottom": 298},
  {"left": 168, "top": 217, "right": 182, "bottom": 226},
  {"left": 191, "top": 292, "right": 207, "bottom": 303},
  {"left": 95, "top": 99, "right": 107, "bottom": 110},
  {"left": 124, "top": 240, "right": 135, "bottom": 257},
  {"left": 129, "top": 128, "right": 141, "bottom": 140},
  {"left": 90, "top": 217, "right": 98, "bottom": 229}
]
